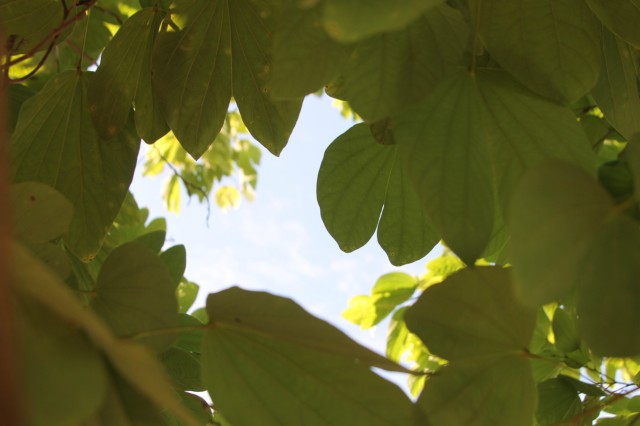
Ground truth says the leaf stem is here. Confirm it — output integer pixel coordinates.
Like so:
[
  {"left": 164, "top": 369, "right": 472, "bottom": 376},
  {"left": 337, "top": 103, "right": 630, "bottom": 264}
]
[{"left": 125, "top": 324, "right": 208, "bottom": 341}]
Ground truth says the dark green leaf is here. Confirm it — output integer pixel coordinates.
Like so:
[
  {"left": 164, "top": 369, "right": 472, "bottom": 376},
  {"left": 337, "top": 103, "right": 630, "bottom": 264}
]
[
  {"left": 322, "top": 0, "right": 439, "bottom": 42},
  {"left": 474, "top": 0, "right": 601, "bottom": 103},
  {"left": 160, "top": 245, "right": 187, "bottom": 289},
  {"left": 332, "top": 5, "right": 468, "bottom": 122},
  {"left": 271, "top": 4, "right": 352, "bottom": 98},
  {"left": 405, "top": 267, "right": 536, "bottom": 360},
  {"left": 134, "top": 230, "right": 166, "bottom": 254},
  {"left": 174, "top": 313, "right": 205, "bottom": 353},
  {"left": 536, "top": 378, "right": 582, "bottom": 426},
  {"left": 88, "top": 8, "right": 164, "bottom": 139},
  {"left": 153, "top": 0, "right": 301, "bottom": 158},
  {"left": 592, "top": 28, "right": 640, "bottom": 140},
  {"left": 159, "top": 347, "right": 203, "bottom": 391},
  {"left": 552, "top": 308, "right": 581, "bottom": 353},
  {"left": 0, "top": 0, "right": 64, "bottom": 53},
  {"left": 417, "top": 354, "right": 536, "bottom": 426},
  {"left": 11, "top": 71, "right": 140, "bottom": 260},
  {"left": 91, "top": 242, "right": 177, "bottom": 350},
  {"left": 587, "top": 0, "right": 640, "bottom": 48},
  {"left": 10, "top": 182, "right": 72, "bottom": 244}
]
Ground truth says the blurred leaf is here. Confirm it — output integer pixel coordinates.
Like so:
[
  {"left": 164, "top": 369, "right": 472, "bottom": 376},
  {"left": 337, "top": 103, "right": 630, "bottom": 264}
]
[
  {"left": 587, "top": 0, "right": 640, "bottom": 48},
  {"left": 176, "top": 279, "right": 199, "bottom": 314},
  {"left": 552, "top": 308, "right": 581, "bottom": 353},
  {"left": 160, "top": 245, "right": 187, "bottom": 289},
  {"left": 536, "top": 378, "right": 582, "bottom": 426},
  {"left": 159, "top": 347, "right": 203, "bottom": 392}
]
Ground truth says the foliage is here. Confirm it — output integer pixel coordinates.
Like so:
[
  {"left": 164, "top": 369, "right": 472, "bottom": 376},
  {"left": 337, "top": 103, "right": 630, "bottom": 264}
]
[{"left": 4, "top": 0, "right": 640, "bottom": 425}]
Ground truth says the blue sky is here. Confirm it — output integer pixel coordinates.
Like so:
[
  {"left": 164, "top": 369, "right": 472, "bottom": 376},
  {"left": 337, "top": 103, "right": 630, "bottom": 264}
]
[{"left": 130, "top": 95, "right": 441, "bottom": 365}]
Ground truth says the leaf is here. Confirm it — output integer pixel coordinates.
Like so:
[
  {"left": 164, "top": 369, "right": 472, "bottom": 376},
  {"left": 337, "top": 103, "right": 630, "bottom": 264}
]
[
  {"left": 133, "top": 229, "right": 166, "bottom": 253},
  {"left": 176, "top": 279, "right": 199, "bottom": 314},
  {"left": 330, "top": 5, "right": 468, "bottom": 122},
  {"left": 317, "top": 123, "right": 395, "bottom": 252},
  {"left": 405, "top": 267, "right": 536, "bottom": 360},
  {"left": 202, "top": 324, "right": 414, "bottom": 426},
  {"left": 205, "top": 287, "right": 409, "bottom": 373},
  {"left": 17, "top": 299, "right": 108, "bottom": 426},
  {"left": 317, "top": 123, "right": 437, "bottom": 263},
  {"left": 174, "top": 313, "right": 205, "bottom": 353},
  {"left": 552, "top": 308, "right": 581, "bottom": 353},
  {"left": 88, "top": 7, "right": 164, "bottom": 139},
  {"left": 0, "top": 0, "right": 64, "bottom": 53},
  {"left": 587, "top": 0, "right": 640, "bottom": 48},
  {"left": 417, "top": 354, "right": 536, "bottom": 426},
  {"left": 153, "top": 0, "right": 302, "bottom": 158},
  {"left": 160, "top": 245, "right": 187, "bottom": 288},
  {"left": 386, "top": 307, "right": 410, "bottom": 363},
  {"left": 397, "top": 68, "right": 594, "bottom": 264},
  {"left": 343, "top": 273, "right": 417, "bottom": 329},
  {"left": 91, "top": 242, "right": 177, "bottom": 350},
  {"left": 473, "top": 0, "right": 601, "bottom": 103},
  {"left": 536, "top": 378, "right": 582, "bottom": 426},
  {"left": 508, "top": 161, "right": 613, "bottom": 306},
  {"left": 11, "top": 71, "right": 140, "bottom": 260},
  {"left": 159, "top": 347, "right": 204, "bottom": 392},
  {"left": 321, "top": 0, "right": 439, "bottom": 42},
  {"left": 270, "top": 3, "right": 352, "bottom": 98},
  {"left": 10, "top": 182, "right": 72, "bottom": 244},
  {"left": 578, "top": 216, "right": 640, "bottom": 356},
  {"left": 592, "top": 28, "right": 640, "bottom": 140},
  {"left": 11, "top": 242, "right": 198, "bottom": 426}
]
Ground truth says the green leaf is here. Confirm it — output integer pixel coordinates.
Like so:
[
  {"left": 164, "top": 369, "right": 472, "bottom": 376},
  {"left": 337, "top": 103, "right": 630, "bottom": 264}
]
[
  {"left": 317, "top": 123, "right": 437, "bottom": 263},
  {"left": 159, "top": 245, "right": 187, "bottom": 288},
  {"left": 134, "top": 229, "right": 166, "bottom": 254},
  {"left": 386, "top": 307, "right": 410, "bottom": 363},
  {"left": 205, "top": 287, "right": 408, "bottom": 373},
  {"left": 174, "top": 313, "right": 204, "bottom": 353},
  {"left": 417, "top": 354, "right": 536, "bottom": 426},
  {"left": 592, "top": 28, "right": 640, "bottom": 141},
  {"left": 176, "top": 279, "right": 199, "bottom": 314},
  {"left": 474, "top": 0, "right": 601, "bottom": 103},
  {"left": 153, "top": 0, "right": 302, "bottom": 158},
  {"left": 578, "top": 216, "right": 640, "bottom": 356},
  {"left": 17, "top": 299, "right": 108, "bottom": 426},
  {"left": 508, "top": 161, "right": 613, "bottom": 306},
  {"left": 587, "top": 0, "right": 640, "bottom": 48},
  {"left": 11, "top": 242, "right": 199, "bottom": 426},
  {"left": 0, "top": 0, "right": 64, "bottom": 53},
  {"left": 330, "top": 5, "right": 468, "bottom": 122},
  {"left": 10, "top": 182, "right": 72, "bottom": 244},
  {"left": 270, "top": 3, "right": 352, "bottom": 98},
  {"left": 159, "top": 347, "right": 204, "bottom": 392},
  {"left": 317, "top": 123, "right": 395, "bottom": 252},
  {"left": 405, "top": 267, "right": 536, "bottom": 360},
  {"left": 397, "top": 68, "right": 593, "bottom": 265},
  {"left": 88, "top": 7, "right": 164, "bottom": 139},
  {"left": 11, "top": 71, "right": 140, "bottom": 260},
  {"left": 91, "top": 242, "right": 177, "bottom": 350},
  {"left": 552, "top": 308, "right": 581, "bottom": 353},
  {"left": 536, "top": 378, "right": 582, "bottom": 426},
  {"left": 343, "top": 272, "right": 417, "bottom": 329},
  {"left": 322, "top": 0, "right": 439, "bottom": 42},
  {"left": 26, "top": 242, "right": 72, "bottom": 280},
  {"left": 202, "top": 319, "right": 414, "bottom": 426}
]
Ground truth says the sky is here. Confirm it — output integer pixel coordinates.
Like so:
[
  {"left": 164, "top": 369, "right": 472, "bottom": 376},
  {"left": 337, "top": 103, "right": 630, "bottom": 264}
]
[{"left": 129, "top": 95, "right": 442, "bottom": 381}]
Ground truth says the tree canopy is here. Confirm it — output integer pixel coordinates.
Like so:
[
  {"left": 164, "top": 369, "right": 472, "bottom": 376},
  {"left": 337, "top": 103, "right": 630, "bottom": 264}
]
[{"left": 3, "top": 0, "right": 640, "bottom": 425}]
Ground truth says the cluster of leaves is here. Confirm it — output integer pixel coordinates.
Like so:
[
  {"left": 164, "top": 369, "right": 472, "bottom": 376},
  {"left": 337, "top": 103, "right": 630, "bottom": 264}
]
[{"left": 5, "top": 0, "right": 640, "bottom": 425}]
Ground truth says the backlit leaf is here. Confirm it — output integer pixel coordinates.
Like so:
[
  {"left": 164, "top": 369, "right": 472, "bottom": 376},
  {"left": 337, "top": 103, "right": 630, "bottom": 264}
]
[
  {"left": 536, "top": 378, "right": 582, "bottom": 426},
  {"left": 592, "top": 28, "right": 640, "bottom": 140},
  {"left": 91, "top": 242, "right": 177, "bottom": 350},
  {"left": 417, "top": 354, "right": 536, "bottom": 426},
  {"left": 474, "top": 0, "right": 601, "bottom": 103},
  {"left": 587, "top": 0, "right": 640, "bottom": 48},
  {"left": 322, "top": 0, "right": 439, "bottom": 42},
  {"left": 405, "top": 267, "right": 536, "bottom": 360},
  {"left": 11, "top": 71, "right": 140, "bottom": 260}
]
